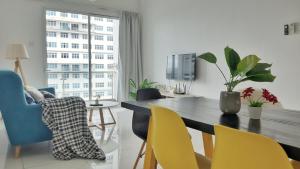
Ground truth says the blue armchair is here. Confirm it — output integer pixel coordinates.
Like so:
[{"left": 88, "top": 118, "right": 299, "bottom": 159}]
[{"left": 0, "top": 70, "right": 53, "bottom": 157}]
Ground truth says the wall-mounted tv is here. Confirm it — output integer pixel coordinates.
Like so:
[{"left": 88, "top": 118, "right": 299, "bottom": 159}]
[{"left": 166, "top": 53, "right": 196, "bottom": 81}]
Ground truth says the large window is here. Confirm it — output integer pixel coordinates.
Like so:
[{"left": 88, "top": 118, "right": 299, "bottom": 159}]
[{"left": 46, "top": 10, "right": 119, "bottom": 100}]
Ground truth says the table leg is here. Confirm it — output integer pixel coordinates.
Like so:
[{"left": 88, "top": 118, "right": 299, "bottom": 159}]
[
  {"left": 202, "top": 132, "right": 213, "bottom": 159},
  {"left": 99, "top": 108, "right": 105, "bottom": 130},
  {"left": 143, "top": 117, "right": 157, "bottom": 169},
  {"left": 108, "top": 107, "right": 116, "bottom": 124},
  {"left": 89, "top": 109, "right": 93, "bottom": 122},
  {"left": 291, "top": 160, "right": 300, "bottom": 169}
]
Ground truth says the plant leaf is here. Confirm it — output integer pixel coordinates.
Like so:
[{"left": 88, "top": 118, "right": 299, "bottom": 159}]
[
  {"left": 198, "top": 52, "right": 217, "bottom": 64},
  {"left": 237, "top": 55, "right": 260, "bottom": 75},
  {"left": 246, "top": 63, "right": 272, "bottom": 76},
  {"left": 244, "top": 73, "right": 276, "bottom": 82},
  {"left": 224, "top": 47, "right": 240, "bottom": 76},
  {"left": 129, "top": 79, "right": 136, "bottom": 89}
]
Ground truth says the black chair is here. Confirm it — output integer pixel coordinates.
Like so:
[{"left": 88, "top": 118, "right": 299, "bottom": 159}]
[{"left": 132, "top": 88, "right": 163, "bottom": 169}]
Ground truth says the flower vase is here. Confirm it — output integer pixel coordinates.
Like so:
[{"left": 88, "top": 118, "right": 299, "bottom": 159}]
[{"left": 248, "top": 106, "right": 262, "bottom": 119}]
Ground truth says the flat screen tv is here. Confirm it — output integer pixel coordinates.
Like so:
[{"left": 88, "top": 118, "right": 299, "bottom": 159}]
[{"left": 166, "top": 53, "right": 196, "bottom": 81}]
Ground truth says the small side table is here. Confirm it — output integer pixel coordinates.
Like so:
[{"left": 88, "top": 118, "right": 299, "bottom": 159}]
[{"left": 86, "top": 101, "right": 119, "bottom": 130}]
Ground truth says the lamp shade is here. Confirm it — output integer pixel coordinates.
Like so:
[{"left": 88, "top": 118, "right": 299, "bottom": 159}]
[{"left": 5, "top": 44, "right": 29, "bottom": 60}]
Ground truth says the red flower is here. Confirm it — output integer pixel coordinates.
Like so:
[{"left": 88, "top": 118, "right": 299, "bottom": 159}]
[
  {"left": 262, "top": 88, "right": 278, "bottom": 104},
  {"left": 241, "top": 87, "right": 255, "bottom": 99}
]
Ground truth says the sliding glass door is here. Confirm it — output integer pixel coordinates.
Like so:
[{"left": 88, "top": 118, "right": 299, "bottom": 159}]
[{"left": 45, "top": 10, "right": 119, "bottom": 100}]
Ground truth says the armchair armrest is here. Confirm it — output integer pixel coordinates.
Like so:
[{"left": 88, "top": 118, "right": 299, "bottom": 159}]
[{"left": 39, "top": 87, "right": 55, "bottom": 95}]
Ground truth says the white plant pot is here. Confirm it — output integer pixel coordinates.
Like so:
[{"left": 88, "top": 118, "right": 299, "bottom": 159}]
[{"left": 248, "top": 106, "right": 262, "bottom": 119}]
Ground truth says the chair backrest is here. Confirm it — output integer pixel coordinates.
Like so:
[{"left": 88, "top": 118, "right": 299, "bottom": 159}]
[
  {"left": 0, "top": 70, "right": 26, "bottom": 115},
  {"left": 150, "top": 106, "right": 199, "bottom": 169},
  {"left": 136, "top": 88, "right": 162, "bottom": 101},
  {"left": 132, "top": 88, "right": 162, "bottom": 140},
  {"left": 212, "top": 125, "right": 293, "bottom": 169}
]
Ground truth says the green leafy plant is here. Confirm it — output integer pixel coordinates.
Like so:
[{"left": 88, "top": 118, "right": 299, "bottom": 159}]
[
  {"left": 129, "top": 79, "right": 157, "bottom": 99},
  {"left": 198, "top": 47, "right": 276, "bottom": 92}
]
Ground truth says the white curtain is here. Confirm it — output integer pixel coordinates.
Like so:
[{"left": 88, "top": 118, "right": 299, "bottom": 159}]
[{"left": 118, "top": 11, "right": 143, "bottom": 101}]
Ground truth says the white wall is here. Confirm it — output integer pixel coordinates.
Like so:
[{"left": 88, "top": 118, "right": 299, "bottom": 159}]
[
  {"left": 0, "top": 0, "right": 139, "bottom": 88},
  {"left": 140, "top": 0, "right": 300, "bottom": 110}
]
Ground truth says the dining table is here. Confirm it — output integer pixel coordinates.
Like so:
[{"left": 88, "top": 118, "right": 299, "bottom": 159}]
[{"left": 121, "top": 97, "right": 300, "bottom": 169}]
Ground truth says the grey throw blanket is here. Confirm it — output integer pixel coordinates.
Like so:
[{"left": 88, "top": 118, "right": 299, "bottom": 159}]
[{"left": 40, "top": 97, "right": 106, "bottom": 160}]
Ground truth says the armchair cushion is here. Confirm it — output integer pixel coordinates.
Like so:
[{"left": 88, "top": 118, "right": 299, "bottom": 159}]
[
  {"left": 24, "top": 91, "right": 36, "bottom": 104},
  {"left": 40, "top": 90, "right": 55, "bottom": 99},
  {"left": 25, "top": 86, "right": 45, "bottom": 102}
]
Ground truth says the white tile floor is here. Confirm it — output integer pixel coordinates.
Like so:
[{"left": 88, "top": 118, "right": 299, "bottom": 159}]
[{"left": 0, "top": 107, "right": 205, "bottom": 169}]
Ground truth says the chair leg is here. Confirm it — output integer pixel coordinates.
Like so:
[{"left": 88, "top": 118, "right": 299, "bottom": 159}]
[
  {"left": 15, "top": 146, "right": 21, "bottom": 158},
  {"left": 133, "top": 141, "right": 146, "bottom": 169}
]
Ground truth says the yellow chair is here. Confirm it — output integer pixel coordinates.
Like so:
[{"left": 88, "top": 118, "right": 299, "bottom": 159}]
[
  {"left": 150, "top": 106, "right": 211, "bottom": 169},
  {"left": 212, "top": 125, "right": 294, "bottom": 169}
]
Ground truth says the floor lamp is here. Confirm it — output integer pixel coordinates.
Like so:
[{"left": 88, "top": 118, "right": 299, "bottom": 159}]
[{"left": 6, "top": 44, "right": 29, "bottom": 86}]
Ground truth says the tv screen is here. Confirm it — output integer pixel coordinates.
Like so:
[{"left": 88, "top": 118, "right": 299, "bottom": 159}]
[{"left": 166, "top": 53, "right": 196, "bottom": 81}]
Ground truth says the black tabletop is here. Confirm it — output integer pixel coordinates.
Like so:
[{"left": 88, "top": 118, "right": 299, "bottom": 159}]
[{"left": 121, "top": 97, "right": 300, "bottom": 161}]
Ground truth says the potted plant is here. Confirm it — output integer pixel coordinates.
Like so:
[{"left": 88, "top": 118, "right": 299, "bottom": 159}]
[
  {"left": 129, "top": 79, "right": 157, "bottom": 99},
  {"left": 241, "top": 87, "right": 278, "bottom": 119},
  {"left": 198, "top": 47, "right": 276, "bottom": 114}
]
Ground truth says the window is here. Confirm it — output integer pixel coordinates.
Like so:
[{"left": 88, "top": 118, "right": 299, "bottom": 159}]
[
  {"left": 82, "top": 34, "right": 88, "bottom": 39},
  {"left": 61, "top": 32, "right": 68, "bottom": 38},
  {"left": 72, "top": 73, "right": 80, "bottom": 78},
  {"left": 71, "top": 33, "right": 79, "bottom": 39},
  {"left": 72, "top": 65, "right": 80, "bottom": 71},
  {"left": 95, "top": 35, "right": 103, "bottom": 40},
  {"left": 47, "top": 42, "right": 56, "bottom": 48},
  {"left": 46, "top": 10, "right": 119, "bottom": 99},
  {"left": 94, "top": 17, "right": 103, "bottom": 21},
  {"left": 46, "top": 11, "right": 56, "bottom": 16},
  {"left": 83, "top": 73, "right": 89, "bottom": 79},
  {"left": 47, "top": 32, "right": 56, "bottom": 37},
  {"left": 95, "top": 45, "right": 103, "bottom": 50},
  {"left": 107, "top": 35, "right": 113, "bottom": 41},
  {"left": 95, "top": 82, "right": 104, "bottom": 88},
  {"left": 71, "top": 14, "right": 78, "bottom": 18},
  {"left": 61, "top": 53, "right": 69, "bottom": 58},
  {"left": 95, "top": 53, "right": 104, "bottom": 59},
  {"left": 95, "top": 64, "right": 104, "bottom": 69},
  {"left": 107, "top": 26, "right": 113, "bottom": 32},
  {"left": 83, "top": 64, "right": 88, "bottom": 69},
  {"left": 107, "top": 45, "right": 113, "bottom": 51},
  {"left": 62, "top": 73, "right": 69, "bottom": 79},
  {"left": 96, "top": 91, "right": 105, "bottom": 96},
  {"left": 61, "top": 43, "right": 68, "bottom": 48},
  {"left": 63, "top": 83, "right": 69, "bottom": 89},
  {"left": 107, "top": 18, "right": 113, "bottom": 22},
  {"left": 61, "top": 64, "right": 70, "bottom": 71},
  {"left": 108, "top": 64, "right": 114, "bottom": 69},
  {"left": 60, "top": 22, "right": 70, "bottom": 30},
  {"left": 72, "top": 53, "right": 79, "bottom": 59},
  {"left": 83, "top": 53, "right": 89, "bottom": 59},
  {"left": 71, "top": 24, "right": 79, "bottom": 30},
  {"left": 107, "top": 54, "right": 113, "bottom": 60},
  {"left": 48, "top": 63, "right": 57, "bottom": 69},
  {"left": 72, "top": 43, "right": 79, "bottom": 49},
  {"left": 60, "top": 12, "right": 68, "bottom": 17},
  {"left": 72, "top": 83, "right": 80, "bottom": 88},
  {"left": 47, "top": 53, "right": 57, "bottom": 58},
  {"left": 83, "top": 44, "right": 88, "bottom": 49},
  {"left": 82, "top": 24, "right": 88, "bottom": 29},
  {"left": 95, "top": 73, "right": 104, "bottom": 78},
  {"left": 107, "top": 73, "right": 113, "bottom": 79},
  {"left": 95, "top": 26, "right": 103, "bottom": 31},
  {"left": 47, "top": 21, "right": 56, "bottom": 27}
]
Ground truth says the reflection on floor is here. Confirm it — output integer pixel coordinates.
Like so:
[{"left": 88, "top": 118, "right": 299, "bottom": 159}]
[{"left": 0, "top": 107, "right": 205, "bottom": 169}]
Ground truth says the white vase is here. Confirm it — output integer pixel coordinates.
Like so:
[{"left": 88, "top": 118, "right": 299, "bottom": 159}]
[{"left": 248, "top": 106, "right": 262, "bottom": 119}]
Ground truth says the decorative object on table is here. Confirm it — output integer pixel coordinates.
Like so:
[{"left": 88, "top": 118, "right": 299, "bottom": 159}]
[
  {"left": 129, "top": 78, "right": 157, "bottom": 99},
  {"left": 93, "top": 95, "right": 102, "bottom": 106},
  {"left": 241, "top": 87, "right": 278, "bottom": 119},
  {"left": 174, "top": 82, "right": 186, "bottom": 94},
  {"left": 40, "top": 97, "right": 106, "bottom": 160},
  {"left": 198, "top": 46, "right": 276, "bottom": 114},
  {"left": 5, "top": 44, "right": 30, "bottom": 86}
]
